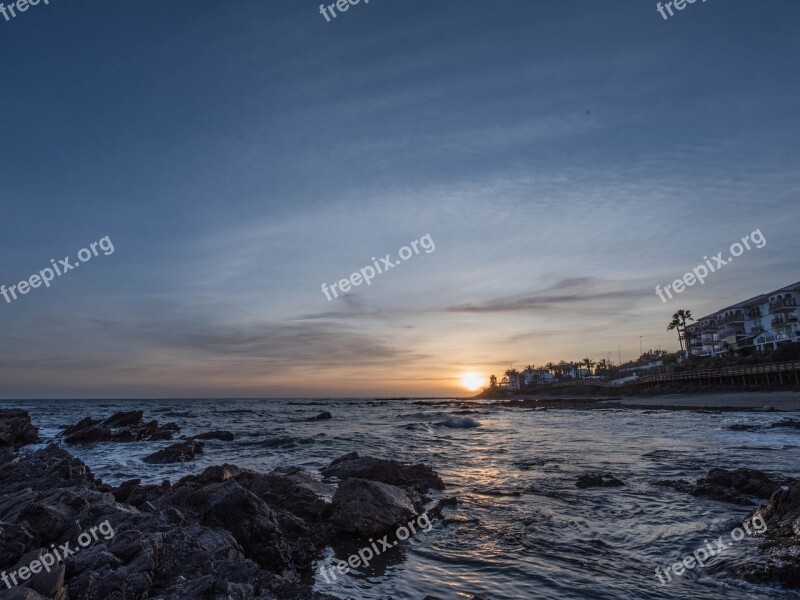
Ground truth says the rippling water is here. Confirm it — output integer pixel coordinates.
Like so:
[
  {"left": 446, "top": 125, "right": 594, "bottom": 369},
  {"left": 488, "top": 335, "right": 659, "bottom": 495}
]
[{"left": 3, "top": 397, "right": 800, "bottom": 600}]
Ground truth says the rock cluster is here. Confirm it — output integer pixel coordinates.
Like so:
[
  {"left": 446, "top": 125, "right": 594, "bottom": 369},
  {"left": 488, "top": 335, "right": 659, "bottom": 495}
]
[
  {"left": 657, "top": 468, "right": 783, "bottom": 505},
  {"left": 60, "top": 410, "right": 180, "bottom": 445},
  {"left": 0, "top": 410, "right": 457, "bottom": 600}
]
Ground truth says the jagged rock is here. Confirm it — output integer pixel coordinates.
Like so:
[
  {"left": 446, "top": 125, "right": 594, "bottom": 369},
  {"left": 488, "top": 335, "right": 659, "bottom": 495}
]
[
  {"left": 690, "top": 468, "right": 781, "bottom": 505},
  {"left": 143, "top": 441, "right": 204, "bottom": 464},
  {"left": 237, "top": 466, "right": 335, "bottom": 523},
  {"left": 738, "top": 481, "right": 800, "bottom": 587},
  {"left": 61, "top": 412, "right": 181, "bottom": 445},
  {"left": 0, "top": 410, "right": 40, "bottom": 449},
  {"left": 328, "top": 478, "right": 416, "bottom": 538},
  {"left": 322, "top": 452, "right": 445, "bottom": 495},
  {"left": 0, "top": 410, "right": 447, "bottom": 600},
  {"left": 576, "top": 473, "right": 625, "bottom": 488}
]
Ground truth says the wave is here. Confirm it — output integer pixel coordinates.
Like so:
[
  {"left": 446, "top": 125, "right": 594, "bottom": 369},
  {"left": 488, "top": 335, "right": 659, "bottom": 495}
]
[{"left": 437, "top": 416, "right": 481, "bottom": 429}]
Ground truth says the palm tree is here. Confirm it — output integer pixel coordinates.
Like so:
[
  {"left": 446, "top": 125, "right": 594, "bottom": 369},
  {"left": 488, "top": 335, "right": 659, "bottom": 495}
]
[
  {"left": 582, "top": 357, "right": 596, "bottom": 377},
  {"left": 489, "top": 374, "right": 497, "bottom": 388},
  {"left": 557, "top": 361, "right": 568, "bottom": 379},
  {"left": 545, "top": 362, "right": 556, "bottom": 376},
  {"left": 595, "top": 358, "right": 609, "bottom": 375},
  {"left": 505, "top": 368, "right": 520, "bottom": 390},
  {"left": 667, "top": 310, "right": 694, "bottom": 357}
]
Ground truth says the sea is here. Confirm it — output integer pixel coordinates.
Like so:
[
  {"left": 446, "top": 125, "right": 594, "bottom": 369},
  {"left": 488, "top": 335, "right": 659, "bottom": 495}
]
[{"left": 3, "top": 397, "right": 800, "bottom": 600}]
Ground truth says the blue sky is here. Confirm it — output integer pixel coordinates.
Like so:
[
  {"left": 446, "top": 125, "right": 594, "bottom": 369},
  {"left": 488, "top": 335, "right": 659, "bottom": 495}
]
[{"left": 1, "top": 0, "right": 798, "bottom": 398}]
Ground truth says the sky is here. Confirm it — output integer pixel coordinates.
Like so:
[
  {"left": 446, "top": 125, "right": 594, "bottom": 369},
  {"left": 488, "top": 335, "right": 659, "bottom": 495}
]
[{"left": 0, "top": 0, "right": 798, "bottom": 399}]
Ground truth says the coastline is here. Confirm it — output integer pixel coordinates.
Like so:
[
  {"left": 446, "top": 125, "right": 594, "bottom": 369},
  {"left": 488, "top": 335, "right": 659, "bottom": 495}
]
[{"left": 484, "top": 390, "right": 800, "bottom": 412}]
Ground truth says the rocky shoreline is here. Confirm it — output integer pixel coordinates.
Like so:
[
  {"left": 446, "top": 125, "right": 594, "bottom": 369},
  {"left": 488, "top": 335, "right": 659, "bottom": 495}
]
[
  {"left": 0, "top": 409, "right": 482, "bottom": 600},
  {"left": 3, "top": 407, "right": 800, "bottom": 598}
]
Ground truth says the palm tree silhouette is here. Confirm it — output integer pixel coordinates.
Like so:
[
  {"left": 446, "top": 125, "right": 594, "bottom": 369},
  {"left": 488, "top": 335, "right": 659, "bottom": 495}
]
[
  {"left": 582, "top": 357, "right": 596, "bottom": 377},
  {"left": 667, "top": 309, "right": 694, "bottom": 357}
]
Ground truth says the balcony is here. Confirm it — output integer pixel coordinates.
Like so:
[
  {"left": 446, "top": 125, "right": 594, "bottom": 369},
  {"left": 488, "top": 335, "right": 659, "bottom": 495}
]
[{"left": 770, "top": 303, "right": 798, "bottom": 314}]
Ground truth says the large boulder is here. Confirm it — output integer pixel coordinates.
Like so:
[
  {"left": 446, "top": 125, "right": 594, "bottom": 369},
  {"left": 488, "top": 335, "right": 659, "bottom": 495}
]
[
  {"left": 690, "top": 468, "right": 781, "bottom": 505},
  {"left": 737, "top": 481, "right": 800, "bottom": 587},
  {"left": 143, "top": 441, "right": 204, "bottom": 464},
  {"left": 0, "top": 410, "right": 40, "bottom": 448},
  {"left": 328, "top": 478, "right": 417, "bottom": 538},
  {"left": 322, "top": 452, "right": 445, "bottom": 496},
  {"left": 237, "top": 466, "right": 335, "bottom": 523}
]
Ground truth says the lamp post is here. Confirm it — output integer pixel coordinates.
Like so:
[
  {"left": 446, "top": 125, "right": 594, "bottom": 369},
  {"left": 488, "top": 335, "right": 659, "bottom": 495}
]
[{"left": 618, "top": 345, "right": 621, "bottom": 365}]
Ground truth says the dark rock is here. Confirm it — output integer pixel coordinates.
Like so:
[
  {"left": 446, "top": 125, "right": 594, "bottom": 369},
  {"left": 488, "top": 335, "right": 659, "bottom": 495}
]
[
  {"left": 61, "top": 412, "right": 181, "bottom": 445},
  {"left": 0, "top": 410, "right": 443, "bottom": 600},
  {"left": 308, "top": 411, "right": 333, "bottom": 421},
  {"left": 576, "top": 473, "right": 625, "bottom": 488},
  {"left": 237, "top": 466, "right": 335, "bottom": 523},
  {"left": 0, "top": 410, "right": 40, "bottom": 448},
  {"left": 101, "top": 410, "right": 144, "bottom": 429},
  {"left": 328, "top": 477, "right": 416, "bottom": 538},
  {"left": 143, "top": 441, "right": 204, "bottom": 464},
  {"left": 653, "top": 479, "right": 692, "bottom": 493},
  {"left": 322, "top": 452, "right": 445, "bottom": 497},
  {"left": 737, "top": 481, "right": 800, "bottom": 587},
  {"left": 690, "top": 468, "right": 781, "bottom": 505},
  {"left": 191, "top": 430, "right": 235, "bottom": 441}
]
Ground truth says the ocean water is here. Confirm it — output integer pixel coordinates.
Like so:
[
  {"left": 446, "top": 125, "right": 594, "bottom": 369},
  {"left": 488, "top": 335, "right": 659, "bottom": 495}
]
[{"left": 3, "top": 397, "right": 800, "bottom": 600}]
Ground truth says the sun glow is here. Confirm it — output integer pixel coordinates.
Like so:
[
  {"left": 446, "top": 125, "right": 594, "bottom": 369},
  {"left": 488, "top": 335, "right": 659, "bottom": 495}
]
[{"left": 460, "top": 373, "right": 485, "bottom": 391}]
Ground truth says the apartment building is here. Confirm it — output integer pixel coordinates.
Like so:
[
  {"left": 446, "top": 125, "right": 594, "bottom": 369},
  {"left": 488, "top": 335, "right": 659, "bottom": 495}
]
[{"left": 686, "top": 281, "right": 800, "bottom": 356}]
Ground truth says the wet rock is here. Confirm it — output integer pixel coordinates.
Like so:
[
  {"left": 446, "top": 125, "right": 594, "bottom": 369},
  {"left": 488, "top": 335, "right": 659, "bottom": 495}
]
[
  {"left": 1, "top": 410, "right": 443, "bottom": 600},
  {"left": 61, "top": 412, "right": 181, "bottom": 445},
  {"left": 143, "top": 441, "right": 204, "bottom": 464},
  {"left": 102, "top": 410, "right": 144, "bottom": 429},
  {"left": 0, "top": 439, "right": 344, "bottom": 600},
  {"left": 322, "top": 452, "right": 445, "bottom": 497},
  {"left": 653, "top": 479, "right": 692, "bottom": 493},
  {"left": 237, "top": 466, "right": 335, "bottom": 523},
  {"left": 576, "top": 473, "right": 625, "bottom": 488},
  {"left": 0, "top": 410, "right": 40, "bottom": 449},
  {"left": 308, "top": 412, "right": 332, "bottom": 421},
  {"left": 328, "top": 478, "right": 417, "bottom": 538},
  {"left": 738, "top": 481, "right": 800, "bottom": 587},
  {"left": 190, "top": 430, "right": 235, "bottom": 441},
  {"left": 690, "top": 468, "right": 781, "bottom": 505}
]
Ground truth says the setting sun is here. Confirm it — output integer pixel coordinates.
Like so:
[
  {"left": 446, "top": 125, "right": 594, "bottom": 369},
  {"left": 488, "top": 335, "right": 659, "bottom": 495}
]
[{"left": 460, "top": 374, "right": 485, "bottom": 391}]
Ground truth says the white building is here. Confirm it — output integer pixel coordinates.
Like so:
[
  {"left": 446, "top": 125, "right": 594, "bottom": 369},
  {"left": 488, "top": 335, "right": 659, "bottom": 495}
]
[{"left": 686, "top": 281, "right": 800, "bottom": 356}]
